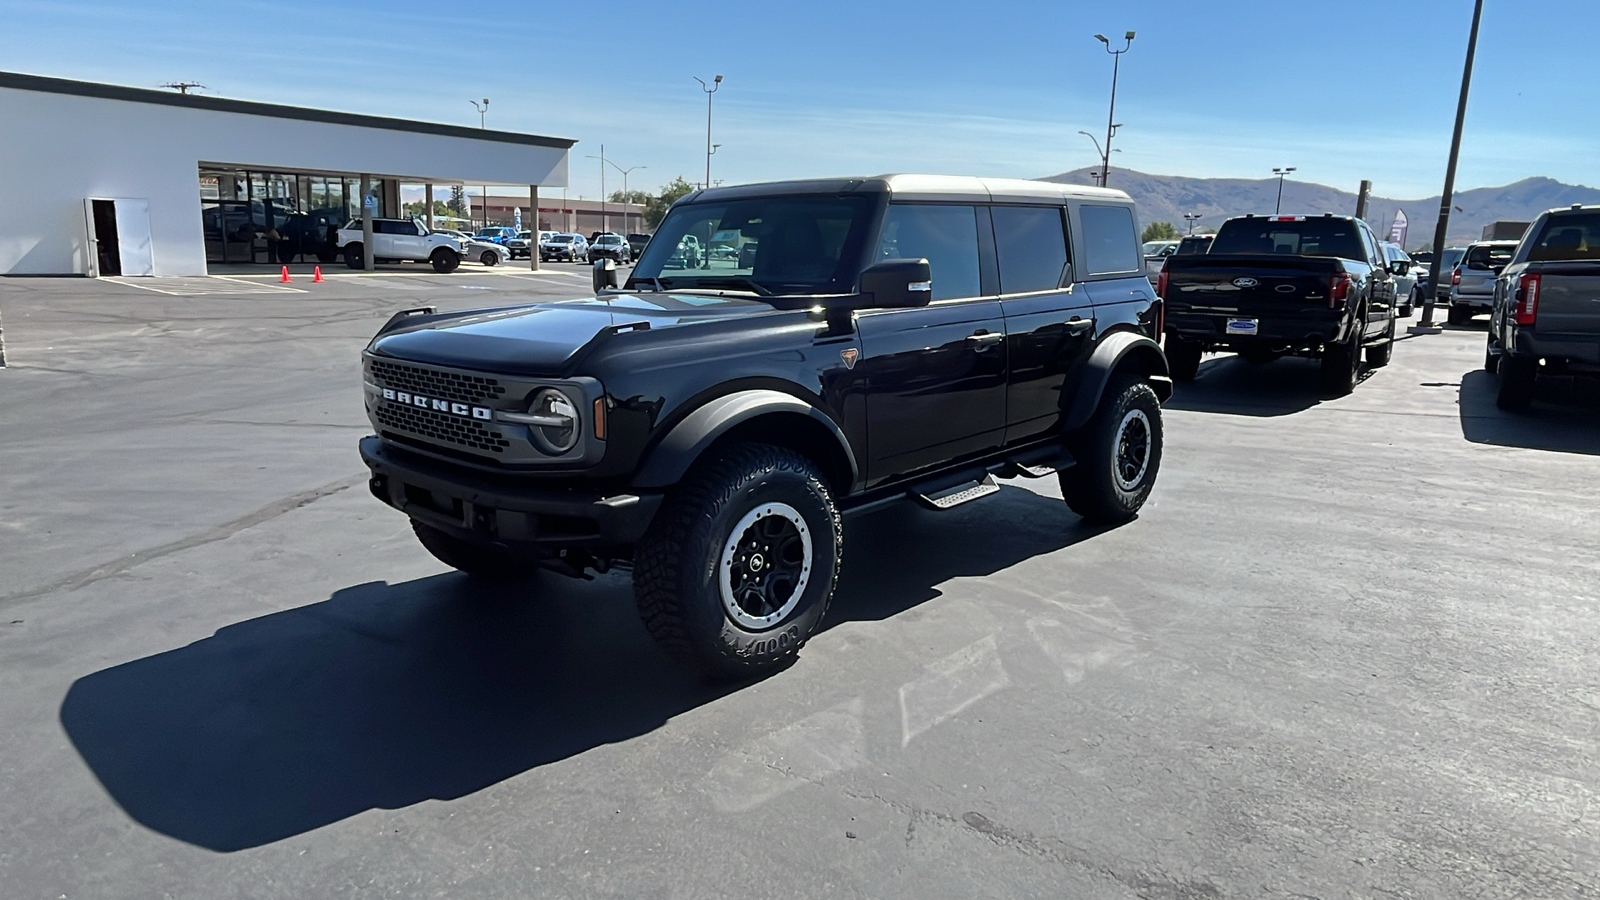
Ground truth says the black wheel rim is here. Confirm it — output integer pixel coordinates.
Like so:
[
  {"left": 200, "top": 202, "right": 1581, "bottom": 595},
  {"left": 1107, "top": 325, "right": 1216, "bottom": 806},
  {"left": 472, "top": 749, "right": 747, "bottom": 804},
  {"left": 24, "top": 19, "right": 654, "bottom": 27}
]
[
  {"left": 719, "top": 503, "right": 812, "bottom": 629},
  {"left": 1114, "top": 409, "right": 1152, "bottom": 490}
]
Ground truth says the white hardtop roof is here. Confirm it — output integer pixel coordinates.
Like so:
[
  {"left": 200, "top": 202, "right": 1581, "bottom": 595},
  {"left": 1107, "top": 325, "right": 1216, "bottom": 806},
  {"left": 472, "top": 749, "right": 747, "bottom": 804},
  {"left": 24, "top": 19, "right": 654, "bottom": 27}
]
[{"left": 691, "top": 174, "right": 1131, "bottom": 205}]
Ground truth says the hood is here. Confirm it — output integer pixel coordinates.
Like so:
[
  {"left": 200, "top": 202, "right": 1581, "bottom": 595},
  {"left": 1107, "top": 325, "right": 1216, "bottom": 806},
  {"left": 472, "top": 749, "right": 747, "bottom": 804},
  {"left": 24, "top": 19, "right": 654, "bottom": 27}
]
[{"left": 369, "top": 292, "right": 779, "bottom": 376}]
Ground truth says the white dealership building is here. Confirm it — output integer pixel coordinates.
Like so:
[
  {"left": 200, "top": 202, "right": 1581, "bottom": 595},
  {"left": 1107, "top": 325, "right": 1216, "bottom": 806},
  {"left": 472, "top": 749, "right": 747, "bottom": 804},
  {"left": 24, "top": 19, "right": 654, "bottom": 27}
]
[{"left": 0, "top": 71, "right": 573, "bottom": 276}]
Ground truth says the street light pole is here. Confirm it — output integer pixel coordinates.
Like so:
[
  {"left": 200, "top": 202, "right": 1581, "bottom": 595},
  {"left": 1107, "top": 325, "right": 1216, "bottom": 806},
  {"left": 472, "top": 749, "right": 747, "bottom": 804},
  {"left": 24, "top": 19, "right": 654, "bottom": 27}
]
[
  {"left": 1077, "top": 131, "right": 1106, "bottom": 186},
  {"left": 585, "top": 145, "right": 609, "bottom": 233},
  {"left": 470, "top": 98, "right": 489, "bottom": 229},
  {"left": 1094, "top": 32, "right": 1134, "bottom": 187},
  {"left": 1418, "top": 0, "right": 1485, "bottom": 330},
  {"left": 695, "top": 74, "right": 723, "bottom": 188},
  {"left": 1184, "top": 213, "right": 1201, "bottom": 235},
  {"left": 1272, "top": 166, "right": 1297, "bottom": 214}
]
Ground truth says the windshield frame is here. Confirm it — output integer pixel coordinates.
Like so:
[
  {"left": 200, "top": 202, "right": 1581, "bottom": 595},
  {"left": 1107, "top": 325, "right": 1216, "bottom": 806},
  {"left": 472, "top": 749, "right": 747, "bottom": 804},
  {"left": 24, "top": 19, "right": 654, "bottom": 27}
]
[{"left": 624, "top": 192, "right": 883, "bottom": 304}]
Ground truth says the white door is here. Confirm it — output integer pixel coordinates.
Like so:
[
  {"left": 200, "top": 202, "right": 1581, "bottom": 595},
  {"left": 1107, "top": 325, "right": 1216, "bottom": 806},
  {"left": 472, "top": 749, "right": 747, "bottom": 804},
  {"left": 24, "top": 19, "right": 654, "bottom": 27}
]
[
  {"left": 114, "top": 199, "right": 155, "bottom": 275},
  {"left": 82, "top": 198, "right": 100, "bottom": 277}
]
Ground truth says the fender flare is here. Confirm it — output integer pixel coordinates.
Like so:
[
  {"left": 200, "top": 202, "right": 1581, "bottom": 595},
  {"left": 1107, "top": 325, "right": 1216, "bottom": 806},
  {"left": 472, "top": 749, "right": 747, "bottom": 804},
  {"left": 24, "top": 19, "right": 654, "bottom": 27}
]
[
  {"left": 1062, "top": 331, "right": 1173, "bottom": 432},
  {"left": 631, "top": 389, "right": 859, "bottom": 489}
]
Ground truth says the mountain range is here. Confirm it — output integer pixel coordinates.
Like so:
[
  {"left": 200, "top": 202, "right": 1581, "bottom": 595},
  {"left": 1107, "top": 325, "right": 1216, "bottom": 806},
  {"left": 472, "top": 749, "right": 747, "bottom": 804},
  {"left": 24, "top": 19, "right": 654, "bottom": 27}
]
[{"left": 1040, "top": 168, "right": 1600, "bottom": 250}]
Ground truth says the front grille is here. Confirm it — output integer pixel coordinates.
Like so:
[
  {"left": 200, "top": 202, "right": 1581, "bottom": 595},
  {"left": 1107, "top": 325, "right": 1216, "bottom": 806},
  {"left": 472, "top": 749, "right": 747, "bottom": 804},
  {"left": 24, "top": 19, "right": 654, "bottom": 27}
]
[
  {"left": 374, "top": 403, "right": 512, "bottom": 454},
  {"left": 368, "top": 360, "right": 507, "bottom": 404}
]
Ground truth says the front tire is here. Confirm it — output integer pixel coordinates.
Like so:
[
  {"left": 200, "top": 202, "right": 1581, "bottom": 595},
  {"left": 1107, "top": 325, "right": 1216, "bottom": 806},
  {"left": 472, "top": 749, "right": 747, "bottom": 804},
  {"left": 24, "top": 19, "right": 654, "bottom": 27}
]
[
  {"left": 411, "top": 520, "right": 526, "bottom": 582},
  {"left": 634, "top": 444, "right": 841, "bottom": 678},
  {"left": 1496, "top": 356, "right": 1536, "bottom": 411},
  {"left": 431, "top": 248, "right": 461, "bottom": 273},
  {"left": 1059, "top": 375, "right": 1163, "bottom": 525}
]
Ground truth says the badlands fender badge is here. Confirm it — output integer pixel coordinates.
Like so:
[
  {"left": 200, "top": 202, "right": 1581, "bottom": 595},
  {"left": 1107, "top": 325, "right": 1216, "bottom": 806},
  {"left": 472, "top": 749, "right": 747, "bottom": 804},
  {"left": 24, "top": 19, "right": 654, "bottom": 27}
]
[{"left": 840, "top": 348, "right": 859, "bottom": 369}]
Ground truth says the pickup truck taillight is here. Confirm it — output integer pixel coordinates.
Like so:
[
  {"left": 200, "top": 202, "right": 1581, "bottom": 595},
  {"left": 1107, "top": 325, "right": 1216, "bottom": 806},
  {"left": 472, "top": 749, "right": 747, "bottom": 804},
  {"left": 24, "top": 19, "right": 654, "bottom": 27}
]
[
  {"left": 1156, "top": 263, "right": 1169, "bottom": 300},
  {"left": 1451, "top": 267, "right": 1462, "bottom": 286},
  {"left": 1328, "top": 272, "right": 1352, "bottom": 309},
  {"left": 1513, "top": 273, "right": 1541, "bottom": 325}
]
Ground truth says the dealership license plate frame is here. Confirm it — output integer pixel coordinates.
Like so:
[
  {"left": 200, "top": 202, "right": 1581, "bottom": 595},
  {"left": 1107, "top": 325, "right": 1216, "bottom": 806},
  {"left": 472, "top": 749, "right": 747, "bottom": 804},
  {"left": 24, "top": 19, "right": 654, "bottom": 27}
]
[{"left": 1225, "top": 318, "right": 1259, "bottom": 336}]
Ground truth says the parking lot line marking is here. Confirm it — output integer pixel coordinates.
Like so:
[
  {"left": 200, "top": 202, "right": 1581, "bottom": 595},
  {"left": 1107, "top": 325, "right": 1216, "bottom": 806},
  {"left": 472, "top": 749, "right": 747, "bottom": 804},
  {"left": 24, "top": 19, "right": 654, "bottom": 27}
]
[
  {"left": 103, "top": 276, "right": 306, "bottom": 296},
  {"left": 898, "top": 634, "right": 1010, "bottom": 748},
  {"left": 700, "top": 697, "right": 866, "bottom": 813}
]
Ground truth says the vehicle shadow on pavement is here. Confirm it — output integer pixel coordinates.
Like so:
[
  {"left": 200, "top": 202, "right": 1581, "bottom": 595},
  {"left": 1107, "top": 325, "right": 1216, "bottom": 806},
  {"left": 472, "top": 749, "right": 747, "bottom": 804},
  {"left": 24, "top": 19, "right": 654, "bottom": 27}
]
[
  {"left": 58, "top": 488, "right": 1103, "bottom": 852},
  {"left": 1458, "top": 369, "right": 1600, "bottom": 455},
  {"left": 1162, "top": 355, "right": 1329, "bottom": 417},
  {"left": 59, "top": 572, "right": 723, "bottom": 852},
  {"left": 827, "top": 484, "right": 1107, "bottom": 626}
]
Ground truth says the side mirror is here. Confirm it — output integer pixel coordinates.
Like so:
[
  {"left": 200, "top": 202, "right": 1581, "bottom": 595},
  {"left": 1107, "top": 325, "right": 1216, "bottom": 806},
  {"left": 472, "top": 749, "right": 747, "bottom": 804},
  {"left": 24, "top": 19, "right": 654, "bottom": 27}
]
[
  {"left": 592, "top": 258, "right": 618, "bottom": 292},
  {"left": 857, "top": 258, "right": 932, "bottom": 309},
  {"left": 1389, "top": 261, "right": 1411, "bottom": 276}
]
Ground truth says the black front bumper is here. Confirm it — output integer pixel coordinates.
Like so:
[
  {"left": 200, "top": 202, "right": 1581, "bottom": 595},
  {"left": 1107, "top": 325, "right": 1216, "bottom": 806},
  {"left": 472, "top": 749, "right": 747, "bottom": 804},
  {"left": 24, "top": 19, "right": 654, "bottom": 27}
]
[{"left": 359, "top": 436, "right": 663, "bottom": 549}]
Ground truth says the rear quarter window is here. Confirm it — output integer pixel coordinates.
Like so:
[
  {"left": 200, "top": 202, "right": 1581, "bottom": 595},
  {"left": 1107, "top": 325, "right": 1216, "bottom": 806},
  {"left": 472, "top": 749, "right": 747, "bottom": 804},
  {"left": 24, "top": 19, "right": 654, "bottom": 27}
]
[{"left": 1079, "top": 205, "right": 1140, "bottom": 275}]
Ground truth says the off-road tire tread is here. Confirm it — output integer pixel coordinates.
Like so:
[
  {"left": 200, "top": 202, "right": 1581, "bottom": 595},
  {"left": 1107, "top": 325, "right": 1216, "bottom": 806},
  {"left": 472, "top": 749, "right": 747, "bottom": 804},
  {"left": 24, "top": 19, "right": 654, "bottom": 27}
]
[
  {"left": 1166, "top": 339, "right": 1201, "bottom": 382},
  {"left": 633, "top": 443, "right": 841, "bottom": 677},
  {"left": 1059, "top": 375, "right": 1163, "bottom": 525}
]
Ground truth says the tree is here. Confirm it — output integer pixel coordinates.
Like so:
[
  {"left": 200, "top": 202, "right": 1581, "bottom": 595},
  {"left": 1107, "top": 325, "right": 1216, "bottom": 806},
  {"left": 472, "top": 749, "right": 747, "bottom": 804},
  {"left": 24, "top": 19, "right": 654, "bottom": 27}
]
[
  {"left": 449, "top": 185, "right": 466, "bottom": 215},
  {"left": 403, "top": 199, "right": 456, "bottom": 219},
  {"left": 1141, "top": 221, "right": 1180, "bottom": 242},
  {"left": 644, "top": 177, "right": 697, "bottom": 229},
  {"left": 609, "top": 189, "right": 653, "bottom": 206}
]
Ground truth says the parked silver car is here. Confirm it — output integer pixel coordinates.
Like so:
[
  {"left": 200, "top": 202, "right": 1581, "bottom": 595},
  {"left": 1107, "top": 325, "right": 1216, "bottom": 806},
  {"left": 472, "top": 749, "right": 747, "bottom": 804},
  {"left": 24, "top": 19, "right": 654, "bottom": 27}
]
[
  {"left": 1448, "top": 240, "right": 1518, "bottom": 325},
  {"left": 1381, "top": 242, "right": 1421, "bottom": 316},
  {"left": 539, "top": 232, "right": 588, "bottom": 262}
]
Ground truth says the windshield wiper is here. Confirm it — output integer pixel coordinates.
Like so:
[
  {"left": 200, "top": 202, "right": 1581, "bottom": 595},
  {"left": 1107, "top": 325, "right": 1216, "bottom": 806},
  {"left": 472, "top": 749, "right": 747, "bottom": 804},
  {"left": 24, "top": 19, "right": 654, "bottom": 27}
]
[{"left": 685, "top": 276, "right": 774, "bottom": 296}]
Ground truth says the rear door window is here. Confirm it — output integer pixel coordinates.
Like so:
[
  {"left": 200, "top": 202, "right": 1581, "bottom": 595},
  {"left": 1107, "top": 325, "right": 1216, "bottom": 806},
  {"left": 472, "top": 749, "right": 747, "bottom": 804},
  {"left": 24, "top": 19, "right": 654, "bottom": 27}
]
[
  {"left": 1078, "top": 205, "right": 1140, "bottom": 275},
  {"left": 992, "top": 206, "right": 1070, "bottom": 293},
  {"left": 876, "top": 204, "right": 981, "bottom": 301}
]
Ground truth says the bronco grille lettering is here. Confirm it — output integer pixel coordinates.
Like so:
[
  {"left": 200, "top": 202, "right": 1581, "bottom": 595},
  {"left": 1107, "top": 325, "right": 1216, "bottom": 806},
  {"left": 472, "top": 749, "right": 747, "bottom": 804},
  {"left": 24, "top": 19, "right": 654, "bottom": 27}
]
[{"left": 381, "top": 387, "right": 491, "bottom": 420}]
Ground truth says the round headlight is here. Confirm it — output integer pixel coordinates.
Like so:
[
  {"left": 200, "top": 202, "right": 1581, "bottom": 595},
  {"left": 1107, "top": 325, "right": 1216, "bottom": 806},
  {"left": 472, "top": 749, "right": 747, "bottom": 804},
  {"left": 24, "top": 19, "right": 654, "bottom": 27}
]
[{"left": 527, "top": 388, "right": 579, "bottom": 454}]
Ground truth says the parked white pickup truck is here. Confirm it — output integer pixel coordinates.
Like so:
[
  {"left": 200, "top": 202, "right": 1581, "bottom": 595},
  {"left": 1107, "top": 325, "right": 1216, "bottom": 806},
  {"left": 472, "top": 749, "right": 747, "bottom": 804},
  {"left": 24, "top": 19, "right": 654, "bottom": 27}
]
[{"left": 336, "top": 217, "right": 464, "bottom": 273}]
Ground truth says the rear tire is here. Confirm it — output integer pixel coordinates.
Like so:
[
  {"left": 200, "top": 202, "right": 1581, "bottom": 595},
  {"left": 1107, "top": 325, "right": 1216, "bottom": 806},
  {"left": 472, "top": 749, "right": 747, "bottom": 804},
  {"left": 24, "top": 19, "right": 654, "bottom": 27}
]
[
  {"left": 411, "top": 520, "right": 526, "bottom": 582},
  {"left": 1447, "top": 305, "right": 1471, "bottom": 326},
  {"left": 1059, "top": 375, "right": 1163, "bottom": 525},
  {"left": 344, "top": 243, "right": 364, "bottom": 269},
  {"left": 1484, "top": 339, "right": 1501, "bottom": 374},
  {"left": 1319, "top": 326, "right": 1361, "bottom": 397},
  {"left": 633, "top": 444, "right": 841, "bottom": 678},
  {"left": 431, "top": 248, "right": 461, "bottom": 273},
  {"left": 1496, "top": 357, "right": 1536, "bottom": 411},
  {"left": 480, "top": 250, "right": 499, "bottom": 266},
  {"left": 1165, "top": 338, "right": 1201, "bottom": 382}
]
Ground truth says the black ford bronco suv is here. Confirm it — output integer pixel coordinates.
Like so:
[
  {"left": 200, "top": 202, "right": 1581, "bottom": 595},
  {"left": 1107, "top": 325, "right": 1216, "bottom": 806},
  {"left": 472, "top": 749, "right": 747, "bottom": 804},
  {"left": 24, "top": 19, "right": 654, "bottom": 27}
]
[{"left": 359, "top": 175, "right": 1172, "bottom": 676}]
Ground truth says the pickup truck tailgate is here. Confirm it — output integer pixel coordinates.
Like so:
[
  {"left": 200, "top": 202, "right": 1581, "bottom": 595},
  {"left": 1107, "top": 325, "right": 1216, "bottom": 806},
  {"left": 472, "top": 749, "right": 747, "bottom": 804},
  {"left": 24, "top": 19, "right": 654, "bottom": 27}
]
[{"left": 1534, "top": 263, "right": 1600, "bottom": 334}]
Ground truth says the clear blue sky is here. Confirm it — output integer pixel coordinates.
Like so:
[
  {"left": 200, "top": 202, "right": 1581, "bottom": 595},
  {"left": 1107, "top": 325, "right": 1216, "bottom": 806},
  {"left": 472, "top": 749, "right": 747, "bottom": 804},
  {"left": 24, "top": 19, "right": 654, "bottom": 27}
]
[{"left": 4, "top": 0, "right": 1591, "bottom": 201}]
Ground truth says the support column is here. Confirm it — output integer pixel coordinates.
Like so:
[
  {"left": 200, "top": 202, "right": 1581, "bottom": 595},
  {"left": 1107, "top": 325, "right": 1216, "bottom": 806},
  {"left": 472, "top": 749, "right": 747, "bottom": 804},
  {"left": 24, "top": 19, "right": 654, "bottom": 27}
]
[
  {"left": 424, "top": 184, "right": 434, "bottom": 230},
  {"left": 360, "top": 173, "right": 374, "bottom": 271},
  {"left": 529, "top": 185, "right": 540, "bottom": 271}
]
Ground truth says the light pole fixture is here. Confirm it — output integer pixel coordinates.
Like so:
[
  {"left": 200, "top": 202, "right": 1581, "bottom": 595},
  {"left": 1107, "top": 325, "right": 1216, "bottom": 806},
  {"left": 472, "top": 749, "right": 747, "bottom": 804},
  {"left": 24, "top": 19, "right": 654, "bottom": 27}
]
[
  {"left": 1183, "top": 213, "right": 1202, "bottom": 234},
  {"left": 585, "top": 145, "right": 612, "bottom": 233},
  {"left": 470, "top": 98, "right": 490, "bottom": 227},
  {"left": 600, "top": 158, "right": 646, "bottom": 232},
  {"left": 1418, "top": 0, "right": 1485, "bottom": 330},
  {"left": 695, "top": 74, "right": 723, "bottom": 189},
  {"left": 1078, "top": 130, "right": 1106, "bottom": 186},
  {"left": 1094, "top": 31, "right": 1134, "bottom": 187},
  {"left": 1272, "top": 166, "right": 1297, "bottom": 214}
]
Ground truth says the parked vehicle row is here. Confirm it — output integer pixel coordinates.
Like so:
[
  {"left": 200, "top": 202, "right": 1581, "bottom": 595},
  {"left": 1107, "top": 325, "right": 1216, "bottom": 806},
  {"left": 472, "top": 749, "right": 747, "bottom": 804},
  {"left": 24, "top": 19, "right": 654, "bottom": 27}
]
[
  {"left": 358, "top": 175, "right": 1169, "bottom": 678},
  {"left": 1447, "top": 240, "right": 1518, "bottom": 324},
  {"left": 1486, "top": 204, "right": 1600, "bottom": 410}
]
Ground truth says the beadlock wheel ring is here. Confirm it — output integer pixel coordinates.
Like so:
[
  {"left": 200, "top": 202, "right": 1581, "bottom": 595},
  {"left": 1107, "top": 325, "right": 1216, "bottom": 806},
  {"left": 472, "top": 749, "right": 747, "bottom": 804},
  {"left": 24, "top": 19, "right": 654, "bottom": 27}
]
[
  {"left": 1113, "top": 408, "right": 1152, "bottom": 491},
  {"left": 718, "top": 502, "right": 813, "bottom": 630}
]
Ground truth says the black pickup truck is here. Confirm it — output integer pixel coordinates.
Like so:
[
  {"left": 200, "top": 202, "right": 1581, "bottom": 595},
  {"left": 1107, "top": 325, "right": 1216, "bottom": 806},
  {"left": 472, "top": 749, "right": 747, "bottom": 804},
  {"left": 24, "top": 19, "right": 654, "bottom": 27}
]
[
  {"left": 1487, "top": 205, "right": 1600, "bottom": 410},
  {"left": 357, "top": 175, "right": 1172, "bottom": 677},
  {"left": 1159, "top": 214, "right": 1400, "bottom": 396}
]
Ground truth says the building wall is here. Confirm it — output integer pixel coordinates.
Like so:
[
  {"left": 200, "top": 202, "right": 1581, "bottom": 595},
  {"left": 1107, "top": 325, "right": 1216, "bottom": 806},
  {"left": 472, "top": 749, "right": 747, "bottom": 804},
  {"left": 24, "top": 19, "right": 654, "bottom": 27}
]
[{"left": 0, "top": 85, "right": 569, "bottom": 276}]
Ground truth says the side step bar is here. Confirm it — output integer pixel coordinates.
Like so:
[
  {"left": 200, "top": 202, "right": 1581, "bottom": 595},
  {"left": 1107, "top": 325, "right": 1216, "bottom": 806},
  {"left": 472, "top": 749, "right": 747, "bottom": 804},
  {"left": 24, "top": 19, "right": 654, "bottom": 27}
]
[{"left": 915, "top": 475, "right": 1000, "bottom": 510}]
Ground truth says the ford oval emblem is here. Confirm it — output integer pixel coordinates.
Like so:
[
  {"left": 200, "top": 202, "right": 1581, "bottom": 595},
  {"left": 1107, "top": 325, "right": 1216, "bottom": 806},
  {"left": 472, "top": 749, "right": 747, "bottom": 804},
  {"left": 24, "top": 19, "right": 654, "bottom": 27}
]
[{"left": 1232, "top": 277, "right": 1259, "bottom": 288}]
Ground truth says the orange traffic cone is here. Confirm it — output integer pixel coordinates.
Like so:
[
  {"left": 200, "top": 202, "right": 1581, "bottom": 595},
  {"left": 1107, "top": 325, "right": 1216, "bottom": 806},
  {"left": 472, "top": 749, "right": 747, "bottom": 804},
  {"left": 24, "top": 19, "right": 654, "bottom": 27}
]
[
  {"left": 312, "top": 266, "right": 323, "bottom": 283},
  {"left": 279, "top": 266, "right": 292, "bottom": 283}
]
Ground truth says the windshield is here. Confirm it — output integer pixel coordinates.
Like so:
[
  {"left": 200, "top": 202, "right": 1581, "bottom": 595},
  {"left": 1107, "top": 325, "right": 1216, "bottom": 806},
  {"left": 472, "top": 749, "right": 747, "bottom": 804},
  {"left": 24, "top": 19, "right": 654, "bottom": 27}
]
[
  {"left": 475, "top": 228, "right": 501, "bottom": 237},
  {"left": 1209, "top": 218, "right": 1364, "bottom": 260},
  {"left": 1175, "top": 236, "right": 1212, "bottom": 256},
  {"left": 597, "top": 236, "right": 623, "bottom": 245},
  {"left": 629, "top": 194, "right": 875, "bottom": 296},
  {"left": 1527, "top": 214, "right": 1600, "bottom": 261},
  {"left": 1464, "top": 243, "right": 1516, "bottom": 270}
]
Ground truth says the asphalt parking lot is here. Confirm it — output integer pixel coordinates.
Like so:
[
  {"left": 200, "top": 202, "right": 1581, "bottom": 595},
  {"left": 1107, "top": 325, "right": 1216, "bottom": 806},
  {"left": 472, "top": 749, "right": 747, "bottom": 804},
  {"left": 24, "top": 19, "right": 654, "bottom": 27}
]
[{"left": 1, "top": 273, "right": 1597, "bottom": 899}]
